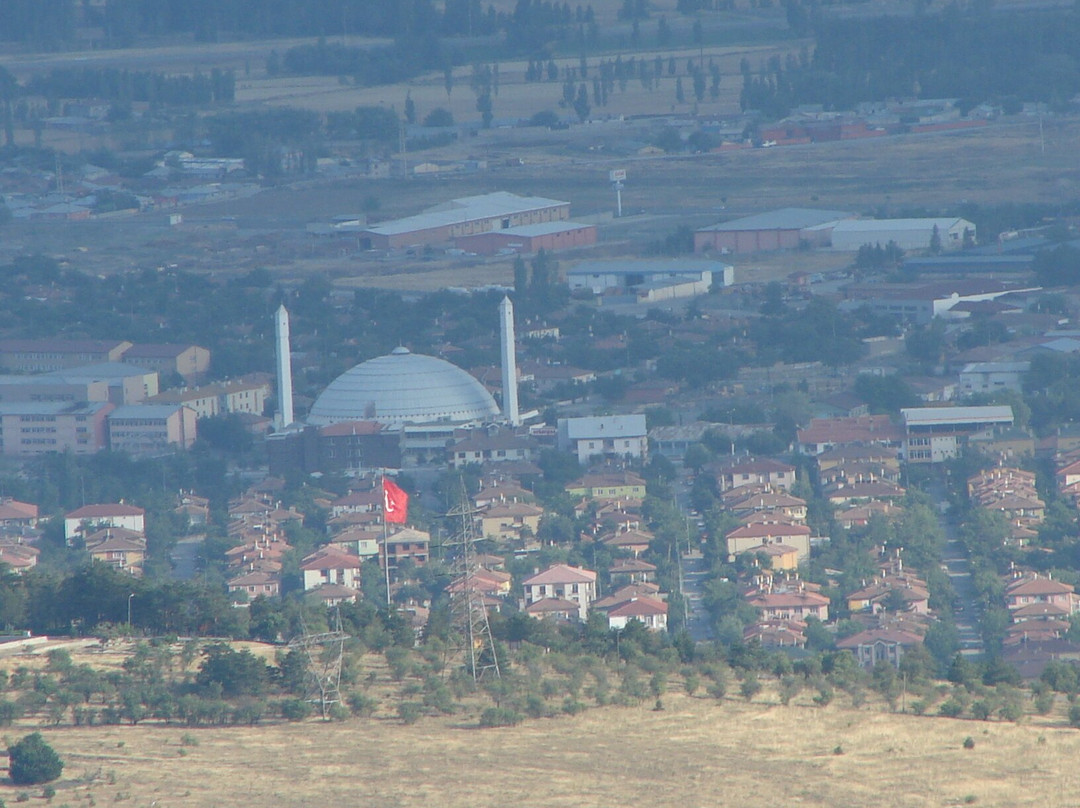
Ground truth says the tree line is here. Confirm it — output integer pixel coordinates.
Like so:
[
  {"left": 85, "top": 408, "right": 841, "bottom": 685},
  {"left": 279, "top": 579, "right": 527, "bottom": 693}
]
[
  {"left": 742, "top": 5, "right": 1080, "bottom": 117},
  {"left": 25, "top": 68, "right": 235, "bottom": 107},
  {"left": 0, "top": 0, "right": 596, "bottom": 55}
]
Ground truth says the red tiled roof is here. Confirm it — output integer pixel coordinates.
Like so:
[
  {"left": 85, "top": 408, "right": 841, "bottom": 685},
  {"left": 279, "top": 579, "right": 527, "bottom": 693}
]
[
  {"left": 726, "top": 522, "right": 810, "bottom": 540},
  {"left": 300, "top": 547, "right": 362, "bottom": 571},
  {"left": 1007, "top": 577, "right": 1075, "bottom": 596},
  {"left": 748, "top": 590, "right": 829, "bottom": 608},
  {"left": 523, "top": 597, "right": 580, "bottom": 614},
  {"left": 607, "top": 596, "right": 668, "bottom": 617},
  {"left": 836, "top": 627, "right": 923, "bottom": 648},
  {"left": 66, "top": 503, "right": 145, "bottom": 519},
  {"left": 522, "top": 564, "right": 597, "bottom": 586}
]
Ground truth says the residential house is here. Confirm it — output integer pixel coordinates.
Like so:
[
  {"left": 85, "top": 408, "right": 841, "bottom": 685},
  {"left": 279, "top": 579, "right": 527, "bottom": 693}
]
[
  {"left": 726, "top": 521, "right": 811, "bottom": 562},
  {"left": 228, "top": 570, "right": 281, "bottom": 599},
  {"left": 477, "top": 502, "right": 544, "bottom": 543},
  {"left": 846, "top": 573, "right": 931, "bottom": 615},
  {"left": 0, "top": 542, "right": 39, "bottom": 574},
  {"left": 746, "top": 587, "right": 830, "bottom": 621},
  {"left": 521, "top": 564, "right": 597, "bottom": 621},
  {"left": 449, "top": 429, "right": 538, "bottom": 469},
  {"left": 0, "top": 499, "right": 38, "bottom": 528},
  {"left": 86, "top": 531, "right": 146, "bottom": 576},
  {"left": 523, "top": 597, "right": 582, "bottom": 622},
  {"left": 300, "top": 546, "right": 364, "bottom": 591},
  {"left": 326, "top": 526, "right": 381, "bottom": 559},
  {"left": 1005, "top": 574, "right": 1080, "bottom": 614},
  {"left": 64, "top": 503, "right": 146, "bottom": 542},
  {"left": 556, "top": 414, "right": 648, "bottom": 463},
  {"left": 738, "top": 542, "right": 800, "bottom": 571},
  {"left": 306, "top": 583, "right": 360, "bottom": 607},
  {"left": 743, "top": 619, "right": 807, "bottom": 648},
  {"left": 446, "top": 568, "right": 513, "bottom": 600},
  {"left": 609, "top": 558, "right": 657, "bottom": 586},
  {"left": 837, "top": 626, "right": 925, "bottom": 669},
  {"left": 605, "top": 597, "right": 669, "bottom": 631},
  {"left": 329, "top": 488, "right": 382, "bottom": 518},
  {"left": 959, "top": 362, "right": 1030, "bottom": 395},
  {"left": 600, "top": 526, "right": 654, "bottom": 556},
  {"left": 727, "top": 490, "right": 807, "bottom": 523},
  {"left": 835, "top": 501, "right": 903, "bottom": 529},
  {"left": 381, "top": 527, "right": 430, "bottom": 572},
  {"left": 564, "top": 471, "right": 647, "bottom": 500},
  {"left": 714, "top": 458, "right": 796, "bottom": 492}
]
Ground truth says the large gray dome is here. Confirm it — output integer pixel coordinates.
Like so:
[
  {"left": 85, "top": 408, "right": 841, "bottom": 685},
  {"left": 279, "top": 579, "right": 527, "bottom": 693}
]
[{"left": 307, "top": 347, "right": 500, "bottom": 426}]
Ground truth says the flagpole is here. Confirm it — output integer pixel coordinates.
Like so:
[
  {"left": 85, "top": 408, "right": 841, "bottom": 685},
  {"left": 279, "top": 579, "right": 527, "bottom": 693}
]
[{"left": 381, "top": 471, "right": 392, "bottom": 608}]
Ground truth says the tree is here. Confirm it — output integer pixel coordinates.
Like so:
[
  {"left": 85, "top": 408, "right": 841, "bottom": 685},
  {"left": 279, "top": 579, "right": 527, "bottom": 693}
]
[
  {"left": 404, "top": 91, "right": 416, "bottom": 125},
  {"left": 528, "top": 109, "right": 559, "bottom": 127},
  {"left": 196, "top": 644, "right": 269, "bottom": 697},
  {"left": 8, "top": 733, "right": 63, "bottom": 785},
  {"left": 657, "top": 16, "right": 670, "bottom": 45},
  {"left": 476, "top": 92, "right": 493, "bottom": 128},
  {"left": 929, "top": 224, "right": 943, "bottom": 254},
  {"left": 573, "top": 83, "right": 590, "bottom": 121},
  {"left": 422, "top": 107, "right": 454, "bottom": 127}
]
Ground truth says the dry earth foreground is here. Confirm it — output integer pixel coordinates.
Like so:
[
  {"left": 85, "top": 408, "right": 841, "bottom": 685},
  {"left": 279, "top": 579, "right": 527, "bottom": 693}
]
[{"left": 0, "top": 693, "right": 1075, "bottom": 807}]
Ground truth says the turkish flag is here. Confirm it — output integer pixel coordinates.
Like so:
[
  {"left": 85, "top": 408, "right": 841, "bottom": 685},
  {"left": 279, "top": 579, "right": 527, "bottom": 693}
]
[{"left": 383, "top": 478, "right": 409, "bottom": 524}]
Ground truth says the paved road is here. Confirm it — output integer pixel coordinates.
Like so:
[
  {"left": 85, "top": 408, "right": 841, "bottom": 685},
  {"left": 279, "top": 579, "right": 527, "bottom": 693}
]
[
  {"left": 170, "top": 534, "right": 205, "bottom": 581},
  {"left": 681, "top": 549, "right": 714, "bottom": 642},
  {"left": 930, "top": 479, "right": 984, "bottom": 656},
  {"left": 671, "top": 466, "right": 714, "bottom": 642}
]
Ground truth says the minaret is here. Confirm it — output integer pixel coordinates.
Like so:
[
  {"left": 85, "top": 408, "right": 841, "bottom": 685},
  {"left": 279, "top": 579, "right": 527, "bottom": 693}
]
[
  {"left": 499, "top": 296, "right": 520, "bottom": 427},
  {"left": 274, "top": 304, "right": 294, "bottom": 430}
]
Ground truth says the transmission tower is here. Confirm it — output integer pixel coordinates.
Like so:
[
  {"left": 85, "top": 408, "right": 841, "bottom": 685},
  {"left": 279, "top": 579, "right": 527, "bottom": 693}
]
[
  {"left": 446, "top": 486, "right": 500, "bottom": 682},
  {"left": 288, "top": 608, "right": 350, "bottom": 719}
]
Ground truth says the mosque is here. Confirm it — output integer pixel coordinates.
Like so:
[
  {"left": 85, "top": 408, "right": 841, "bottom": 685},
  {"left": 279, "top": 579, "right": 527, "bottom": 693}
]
[
  {"left": 306, "top": 347, "right": 500, "bottom": 427},
  {"left": 267, "top": 297, "right": 521, "bottom": 473}
]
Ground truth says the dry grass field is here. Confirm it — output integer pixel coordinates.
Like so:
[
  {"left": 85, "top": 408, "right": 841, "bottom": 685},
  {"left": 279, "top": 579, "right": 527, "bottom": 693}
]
[
  {"left": 0, "top": 639, "right": 1075, "bottom": 806},
  {"left": 1, "top": 692, "right": 1077, "bottom": 808}
]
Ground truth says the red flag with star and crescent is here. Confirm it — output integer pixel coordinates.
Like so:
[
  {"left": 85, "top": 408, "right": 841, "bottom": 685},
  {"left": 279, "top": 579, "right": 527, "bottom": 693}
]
[{"left": 383, "top": 477, "right": 409, "bottom": 524}]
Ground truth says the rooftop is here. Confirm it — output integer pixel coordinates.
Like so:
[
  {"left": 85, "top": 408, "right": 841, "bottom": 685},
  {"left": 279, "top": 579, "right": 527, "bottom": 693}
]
[
  {"left": 364, "top": 191, "right": 568, "bottom": 236},
  {"left": 901, "top": 405, "right": 1014, "bottom": 427},
  {"left": 567, "top": 258, "right": 731, "bottom": 276},
  {"left": 522, "top": 564, "right": 597, "bottom": 586},
  {"left": 697, "top": 207, "right": 853, "bottom": 232}
]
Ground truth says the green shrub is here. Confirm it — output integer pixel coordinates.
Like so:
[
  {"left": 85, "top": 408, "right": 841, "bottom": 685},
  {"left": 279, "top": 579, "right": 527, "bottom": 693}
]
[
  {"left": 1035, "top": 691, "right": 1054, "bottom": 715},
  {"left": 479, "top": 707, "right": 522, "bottom": 728},
  {"left": 963, "top": 736, "right": 975, "bottom": 749},
  {"left": 279, "top": 699, "right": 312, "bottom": 722},
  {"left": 397, "top": 702, "right": 422, "bottom": 725},
  {"left": 939, "top": 699, "right": 964, "bottom": 718},
  {"left": 346, "top": 692, "right": 377, "bottom": 717},
  {"left": 740, "top": 675, "right": 761, "bottom": 702},
  {"left": 8, "top": 733, "right": 63, "bottom": 785},
  {"left": 562, "top": 698, "right": 586, "bottom": 715},
  {"left": 1067, "top": 703, "right": 1080, "bottom": 727}
]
